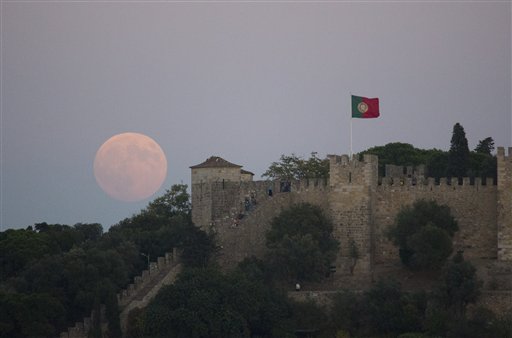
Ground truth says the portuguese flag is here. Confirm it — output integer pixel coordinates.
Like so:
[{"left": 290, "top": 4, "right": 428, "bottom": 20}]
[{"left": 352, "top": 95, "right": 380, "bottom": 118}]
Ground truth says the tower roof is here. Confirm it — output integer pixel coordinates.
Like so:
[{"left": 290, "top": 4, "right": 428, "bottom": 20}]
[
  {"left": 241, "top": 169, "right": 255, "bottom": 176},
  {"left": 190, "top": 156, "right": 242, "bottom": 169}
]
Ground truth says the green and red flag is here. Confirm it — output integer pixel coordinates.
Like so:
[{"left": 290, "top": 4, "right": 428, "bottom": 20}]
[{"left": 351, "top": 95, "right": 380, "bottom": 118}]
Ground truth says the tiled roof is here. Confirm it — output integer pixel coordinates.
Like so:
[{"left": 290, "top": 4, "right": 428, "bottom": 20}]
[
  {"left": 241, "top": 169, "right": 255, "bottom": 175},
  {"left": 190, "top": 156, "right": 242, "bottom": 169}
]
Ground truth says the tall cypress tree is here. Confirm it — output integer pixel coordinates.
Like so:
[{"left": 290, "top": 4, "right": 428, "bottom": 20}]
[{"left": 447, "top": 123, "right": 470, "bottom": 178}]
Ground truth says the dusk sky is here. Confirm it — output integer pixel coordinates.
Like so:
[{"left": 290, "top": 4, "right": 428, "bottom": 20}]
[{"left": 1, "top": 1, "right": 511, "bottom": 230}]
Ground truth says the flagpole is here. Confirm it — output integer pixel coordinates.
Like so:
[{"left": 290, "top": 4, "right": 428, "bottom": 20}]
[
  {"left": 349, "top": 93, "right": 353, "bottom": 159},
  {"left": 350, "top": 117, "right": 353, "bottom": 159}
]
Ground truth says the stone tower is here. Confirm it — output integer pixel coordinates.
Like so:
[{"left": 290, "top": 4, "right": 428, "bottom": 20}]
[
  {"left": 497, "top": 147, "right": 512, "bottom": 261},
  {"left": 190, "top": 156, "right": 252, "bottom": 229},
  {"left": 327, "top": 154, "right": 379, "bottom": 274}
]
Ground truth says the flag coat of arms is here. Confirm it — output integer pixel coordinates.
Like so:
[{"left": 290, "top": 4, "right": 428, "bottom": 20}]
[{"left": 352, "top": 95, "right": 380, "bottom": 118}]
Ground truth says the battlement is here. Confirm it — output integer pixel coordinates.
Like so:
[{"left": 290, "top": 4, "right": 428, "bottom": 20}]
[
  {"left": 117, "top": 249, "right": 180, "bottom": 307},
  {"left": 327, "top": 154, "right": 378, "bottom": 188},
  {"left": 328, "top": 153, "right": 378, "bottom": 168},
  {"left": 192, "top": 148, "right": 512, "bottom": 266},
  {"left": 497, "top": 146, "right": 512, "bottom": 159},
  {"left": 377, "top": 176, "right": 496, "bottom": 189},
  {"left": 60, "top": 306, "right": 105, "bottom": 338}
]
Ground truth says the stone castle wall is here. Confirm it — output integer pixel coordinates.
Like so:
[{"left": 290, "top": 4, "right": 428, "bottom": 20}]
[
  {"left": 497, "top": 147, "right": 512, "bottom": 260},
  {"left": 193, "top": 179, "right": 329, "bottom": 268},
  {"left": 191, "top": 147, "right": 512, "bottom": 274},
  {"left": 373, "top": 179, "right": 498, "bottom": 264}
]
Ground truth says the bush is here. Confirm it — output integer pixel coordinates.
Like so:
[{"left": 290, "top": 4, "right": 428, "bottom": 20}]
[
  {"left": 266, "top": 203, "right": 339, "bottom": 282},
  {"left": 389, "top": 199, "right": 458, "bottom": 270}
]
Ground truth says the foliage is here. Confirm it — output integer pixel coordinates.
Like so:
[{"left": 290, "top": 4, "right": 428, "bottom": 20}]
[
  {"left": 475, "top": 137, "right": 495, "bottom": 155},
  {"left": 0, "top": 184, "right": 215, "bottom": 337},
  {"left": 330, "top": 290, "right": 365, "bottom": 336},
  {"left": 143, "top": 267, "right": 292, "bottom": 338},
  {"left": 362, "top": 279, "right": 426, "bottom": 335},
  {"left": 262, "top": 152, "right": 329, "bottom": 180},
  {"left": 359, "top": 142, "right": 431, "bottom": 176},
  {"left": 405, "top": 224, "right": 454, "bottom": 269},
  {"left": 329, "top": 280, "right": 428, "bottom": 337},
  {"left": 290, "top": 300, "right": 330, "bottom": 337},
  {"left": 125, "top": 307, "right": 146, "bottom": 338},
  {"left": 468, "top": 150, "right": 497, "bottom": 182},
  {"left": 424, "top": 149, "right": 449, "bottom": 179},
  {"left": 389, "top": 199, "right": 458, "bottom": 270},
  {"left": 434, "top": 252, "right": 482, "bottom": 316},
  {"left": 109, "top": 184, "right": 214, "bottom": 268},
  {"left": 265, "top": 203, "right": 339, "bottom": 282},
  {"left": 447, "top": 122, "right": 470, "bottom": 178},
  {"left": 0, "top": 292, "right": 66, "bottom": 338},
  {"left": 178, "top": 223, "right": 217, "bottom": 268},
  {"left": 360, "top": 130, "right": 497, "bottom": 181},
  {"left": 144, "top": 184, "right": 191, "bottom": 219}
]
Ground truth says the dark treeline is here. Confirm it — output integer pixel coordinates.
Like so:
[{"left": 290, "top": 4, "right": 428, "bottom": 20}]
[
  {"left": 262, "top": 124, "right": 497, "bottom": 183},
  {"left": 360, "top": 124, "right": 497, "bottom": 181},
  {"left": 0, "top": 184, "right": 215, "bottom": 338}
]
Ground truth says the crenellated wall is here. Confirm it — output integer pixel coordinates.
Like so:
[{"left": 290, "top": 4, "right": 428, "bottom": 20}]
[
  {"left": 374, "top": 178, "right": 497, "bottom": 264},
  {"left": 117, "top": 249, "right": 182, "bottom": 337},
  {"left": 191, "top": 147, "right": 512, "bottom": 275},
  {"left": 193, "top": 179, "right": 329, "bottom": 268},
  {"left": 59, "top": 306, "right": 105, "bottom": 338}
]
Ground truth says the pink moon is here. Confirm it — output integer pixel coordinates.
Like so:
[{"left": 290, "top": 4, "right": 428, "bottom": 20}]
[{"left": 93, "top": 133, "right": 167, "bottom": 202}]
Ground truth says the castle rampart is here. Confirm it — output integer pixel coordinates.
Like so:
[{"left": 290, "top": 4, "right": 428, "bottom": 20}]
[
  {"left": 374, "top": 180, "right": 497, "bottom": 264},
  {"left": 497, "top": 147, "right": 512, "bottom": 261},
  {"left": 191, "top": 148, "right": 512, "bottom": 275}
]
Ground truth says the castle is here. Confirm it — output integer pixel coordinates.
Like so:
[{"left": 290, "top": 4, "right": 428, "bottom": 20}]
[{"left": 190, "top": 148, "right": 512, "bottom": 289}]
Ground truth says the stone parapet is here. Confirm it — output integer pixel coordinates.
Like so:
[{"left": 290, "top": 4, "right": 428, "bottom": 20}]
[
  {"left": 59, "top": 306, "right": 103, "bottom": 338},
  {"left": 117, "top": 249, "right": 180, "bottom": 307}
]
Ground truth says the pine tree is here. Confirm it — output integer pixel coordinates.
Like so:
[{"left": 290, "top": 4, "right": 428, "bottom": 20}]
[
  {"left": 447, "top": 123, "right": 470, "bottom": 178},
  {"left": 474, "top": 137, "right": 495, "bottom": 155}
]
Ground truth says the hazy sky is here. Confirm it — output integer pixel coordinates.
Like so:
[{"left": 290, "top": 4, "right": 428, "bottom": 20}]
[{"left": 2, "top": 1, "right": 511, "bottom": 230}]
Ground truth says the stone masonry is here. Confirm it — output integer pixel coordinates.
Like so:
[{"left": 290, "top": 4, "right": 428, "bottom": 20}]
[{"left": 191, "top": 148, "right": 512, "bottom": 278}]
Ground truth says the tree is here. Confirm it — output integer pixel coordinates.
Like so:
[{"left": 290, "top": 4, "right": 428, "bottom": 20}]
[
  {"left": 468, "top": 151, "right": 497, "bottom": 182},
  {"left": 388, "top": 200, "right": 458, "bottom": 270},
  {"left": 0, "top": 292, "right": 66, "bottom": 338},
  {"left": 425, "top": 150, "right": 449, "bottom": 179},
  {"left": 262, "top": 152, "right": 329, "bottom": 181},
  {"left": 73, "top": 223, "right": 103, "bottom": 242},
  {"left": 290, "top": 300, "right": 330, "bottom": 336},
  {"left": 435, "top": 252, "right": 481, "bottom": 317},
  {"left": 362, "top": 279, "right": 426, "bottom": 335},
  {"left": 265, "top": 203, "right": 339, "bottom": 282},
  {"left": 475, "top": 137, "right": 495, "bottom": 155},
  {"left": 143, "top": 268, "right": 292, "bottom": 338},
  {"left": 405, "top": 224, "right": 454, "bottom": 270},
  {"left": 360, "top": 143, "right": 427, "bottom": 176},
  {"left": 178, "top": 223, "right": 217, "bottom": 268},
  {"left": 144, "top": 184, "right": 191, "bottom": 220},
  {"left": 110, "top": 184, "right": 215, "bottom": 268},
  {"left": 331, "top": 290, "right": 365, "bottom": 336},
  {"left": 0, "top": 229, "right": 54, "bottom": 280},
  {"left": 447, "top": 123, "right": 470, "bottom": 178}
]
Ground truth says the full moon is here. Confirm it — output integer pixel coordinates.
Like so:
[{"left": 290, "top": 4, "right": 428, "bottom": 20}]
[{"left": 94, "top": 132, "right": 167, "bottom": 202}]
